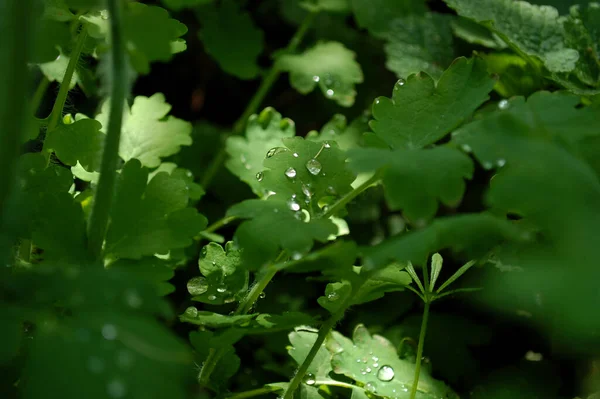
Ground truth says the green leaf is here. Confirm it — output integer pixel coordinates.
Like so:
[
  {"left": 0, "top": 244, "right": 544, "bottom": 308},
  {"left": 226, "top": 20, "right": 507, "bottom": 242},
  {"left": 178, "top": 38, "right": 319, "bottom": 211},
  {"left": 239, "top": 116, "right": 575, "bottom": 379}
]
[
  {"left": 259, "top": 137, "right": 356, "bottom": 215},
  {"left": 197, "top": 1, "right": 264, "bottom": 79},
  {"left": 351, "top": 0, "right": 427, "bottom": 37},
  {"left": 301, "top": 0, "right": 351, "bottom": 13},
  {"left": 109, "top": 257, "right": 176, "bottom": 296},
  {"left": 81, "top": 3, "right": 187, "bottom": 74},
  {"left": 180, "top": 310, "right": 256, "bottom": 328},
  {"left": 562, "top": 3, "right": 600, "bottom": 87},
  {"left": 349, "top": 146, "right": 474, "bottom": 222},
  {"left": 189, "top": 330, "right": 240, "bottom": 390},
  {"left": 161, "top": 0, "right": 213, "bottom": 11},
  {"left": 444, "top": 0, "right": 579, "bottom": 73},
  {"left": 38, "top": 51, "right": 79, "bottom": 88},
  {"left": 481, "top": 53, "right": 543, "bottom": 97},
  {"left": 283, "top": 240, "right": 358, "bottom": 277},
  {"left": 105, "top": 159, "right": 207, "bottom": 259},
  {"left": 450, "top": 17, "right": 507, "bottom": 49},
  {"left": 370, "top": 57, "right": 495, "bottom": 149},
  {"left": 148, "top": 163, "right": 205, "bottom": 201},
  {"left": 384, "top": 13, "right": 455, "bottom": 80},
  {"left": 326, "top": 324, "right": 458, "bottom": 398},
  {"left": 226, "top": 108, "right": 296, "bottom": 196},
  {"left": 276, "top": 41, "right": 364, "bottom": 107},
  {"left": 288, "top": 327, "right": 335, "bottom": 382},
  {"left": 363, "top": 214, "right": 525, "bottom": 269},
  {"left": 352, "top": 263, "right": 412, "bottom": 304},
  {"left": 306, "top": 113, "right": 370, "bottom": 151},
  {"left": 428, "top": 253, "right": 443, "bottom": 291},
  {"left": 46, "top": 119, "right": 104, "bottom": 172},
  {"left": 318, "top": 280, "right": 353, "bottom": 313},
  {"left": 187, "top": 242, "right": 248, "bottom": 305},
  {"left": 227, "top": 199, "right": 338, "bottom": 268},
  {"left": 31, "top": 19, "right": 71, "bottom": 63},
  {"left": 95, "top": 93, "right": 193, "bottom": 169}
]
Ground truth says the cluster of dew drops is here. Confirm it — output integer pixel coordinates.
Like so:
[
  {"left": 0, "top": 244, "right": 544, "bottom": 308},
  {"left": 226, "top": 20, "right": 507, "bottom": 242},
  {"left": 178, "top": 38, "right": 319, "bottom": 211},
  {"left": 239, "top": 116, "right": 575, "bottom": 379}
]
[
  {"left": 184, "top": 259, "right": 238, "bottom": 318},
  {"left": 256, "top": 142, "right": 335, "bottom": 216}
]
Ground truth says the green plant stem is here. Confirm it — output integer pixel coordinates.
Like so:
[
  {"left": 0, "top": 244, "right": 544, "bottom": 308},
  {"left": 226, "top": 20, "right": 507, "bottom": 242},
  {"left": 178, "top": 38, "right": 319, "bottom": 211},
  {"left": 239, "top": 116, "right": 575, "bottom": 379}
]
[
  {"left": 87, "top": 0, "right": 126, "bottom": 261},
  {"left": 41, "top": 25, "right": 88, "bottom": 164},
  {"left": 198, "top": 257, "right": 283, "bottom": 387},
  {"left": 204, "top": 215, "right": 237, "bottom": 235},
  {"left": 0, "top": 0, "right": 34, "bottom": 266},
  {"left": 281, "top": 293, "right": 353, "bottom": 399},
  {"left": 31, "top": 76, "right": 50, "bottom": 115},
  {"left": 410, "top": 301, "right": 430, "bottom": 399},
  {"left": 323, "top": 172, "right": 381, "bottom": 219},
  {"left": 200, "top": 11, "right": 318, "bottom": 189}
]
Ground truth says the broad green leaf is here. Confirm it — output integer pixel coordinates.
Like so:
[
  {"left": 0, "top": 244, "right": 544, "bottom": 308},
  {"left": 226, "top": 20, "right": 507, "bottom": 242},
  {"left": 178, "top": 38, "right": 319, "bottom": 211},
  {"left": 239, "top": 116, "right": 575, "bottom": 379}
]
[
  {"left": 38, "top": 51, "right": 79, "bottom": 88},
  {"left": 181, "top": 309, "right": 315, "bottom": 332},
  {"left": 31, "top": 19, "right": 71, "bottom": 63},
  {"left": 276, "top": 41, "right": 364, "bottom": 107},
  {"left": 283, "top": 240, "right": 358, "bottom": 277},
  {"left": 450, "top": 17, "right": 507, "bottom": 49},
  {"left": 350, "top": 147, "right": 474, "bottom": 222},
  {"left": 81, "top": 3, "right": 187, "bottom": 74},
  {"left": 227, "top": 199, "right": 338, "bottom": 268},
  {"left": 95, "top": 93, "right": 192, "bottom": 169},
  {"left": 187, "top": 242, "right": 248, "bottom": 305},
  {"left": 197, "top": 1, "right": 264, "bottom": 79},
  {"left": 384, "top": 13, "right": 455, "bottom": 80},
  {"left": 351, "top": 0, "right": 427, "bottom": 37},
  {"left": 109, "top": 257, "right": 176, "bottom": 296},
  {"left": 42, "top": 0, "right": 76, "bottom": 21},
  {"left": 226, "top": 107, "right": 296, "bottom": 196},
  {"left": 105, "top": 159, "right": 207, "bottom": 259},
  {"left": 288, "top": 327, "right": 335, "bottom": 382},
  {"left": 161, "top": 0, "right": 213, "bottom": 11},
  {"left": 363, "top": 214, "right": 524, "bottom": 268},
  {"left": 46, "top": 119, "right": 104, "bottom": 172},
  {"left": 326, "top": 324, "right": 458, "bottom": 398},
  {"left": 370, "top": 57, "right": 495, "bottom": 149},
  {"left": 149, "top": 163, "right": 205, "bottom": 201},
  {"left": 444, "top": 0, "right": 579, "bottom": 73},
  {"left": 260, "top": 137, "right": 356, "bottom": 216},
  {"left": 306, "top": 113, "right": 370, "bottom": 151}
]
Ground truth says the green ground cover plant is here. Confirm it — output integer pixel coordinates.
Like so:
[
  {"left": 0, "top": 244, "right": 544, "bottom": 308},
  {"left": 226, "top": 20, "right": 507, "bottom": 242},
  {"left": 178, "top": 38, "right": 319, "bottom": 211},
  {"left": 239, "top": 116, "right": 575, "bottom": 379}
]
[{"left": 1, "top": 0, "right": 600, "bottom": 398}]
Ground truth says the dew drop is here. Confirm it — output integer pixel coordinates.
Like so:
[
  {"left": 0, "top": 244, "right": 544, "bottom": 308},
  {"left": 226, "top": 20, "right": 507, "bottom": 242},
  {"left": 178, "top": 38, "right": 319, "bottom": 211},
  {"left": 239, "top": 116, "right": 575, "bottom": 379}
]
[
  {"left": 323, "top": 142, "right": 331, "bottom": 148},
  {"left": 397, "top": 78, "right": 406, "bottom": 87},
  {"left": 373, "top": 363, "right": 379, "bottom": 368},
  {"left": 498, "top": 99, "right": 509, "bottom": 110},
  {"left": 461, "top": 144, "right": 472, "bottom": 153},
  {"left": 377, "top": 365, "right": 395, "bottom": 382},
  {"left": 124, "top": 289, "right": 142, "bottom": 309},
  {"left": 374, "top": 98, "right": 381, "bottom": 105},
  {"left": 304, "top": 373, "right": 316, "bottom": 385},
  {"left": 326, "top": 89, "right": 334, "bottom": 97},
  {"left": 107, "top": 379, "right": 127, "bottom": 398},
  {"left": 256, "top": 171, "right": 264, "bottom": 181},
  {"left": 302, "top": 184, "right": 313, "bottom": 198},
  {"left": 327, "top": 291, "right": 339, "bottom": 301},
  {"left": 497, "top": 158, "right": 506, "bottom": 167},
  {"left": 267, "top": 147, "right": 287, "bottom": 158},
  {"left": 357, "top": 359, "right": 362, "bottom": 363},
  {"left": 483, "top": 161, "right": 493, "bottom": 170},
  {"left": 259, "top": 292, "right": 266, "bottom": 299},
  {"left": 208, "top": 294, "right": 217, "bottom": 301},
  {"left": 216, "top": 284, "right": 227, "bottom": 293},
  {"left": 285, "top": 167, "right": 297, "bottom": 179},
  {"left": 372, "top": 356, "right": 379, "bottom": 362},
  {"left": 184, "top": 306, "right": 198, "bottom": 318},
  {"left": 312, "top": 76, "right": 320, "bottom": 82},
  {"left": 102, "top": 324, "right": 117, "bottom": 340},
  {"left": 224, "top": 296, "right": 236, "bottom": 304},
  {"left": 326, "top": 186, "right": 336, "bottom": 196},
  {"left": 187, "top": 277, "right": 208, "bottom": 296},
  {"left": 293, "top": 152, "right": 299, "bottom": 158},
  {"left": 291, "top": 252, "right": 303, "bottom": 260},
  {"left": 366, "top": 367, "right": 372, "bottom": 373},
  {"left": 288, "top": 198, "right": 301, "bottom": 211},
  {"left": 365, "top": 382, "right": 377, "bottom": 393},
  {"left": 305, "top": 159, "right": 322, "bottom": 175}
]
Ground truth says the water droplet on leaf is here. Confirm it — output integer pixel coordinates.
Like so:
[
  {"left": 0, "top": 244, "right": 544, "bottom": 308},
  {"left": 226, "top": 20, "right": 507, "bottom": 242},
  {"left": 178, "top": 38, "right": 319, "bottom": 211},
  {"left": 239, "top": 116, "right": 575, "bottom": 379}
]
[
  {"left": 304, "top": 373, "right": 316, "bottom": 385},
  {"left": 305, "top": 159, "right": 322, "bottom": 175},
  {"left": 208, "top": 294, "right": 217, "bottom": 301},
  {"left": 326, "top": 89, "right": 334, "bottom": 97},
  {"left": 285, "top": 167, "right": 297, "bottom": 179},
  {"left": 365, "top": 382, "right": 377, "bottom": 393},
  {"left": 377, "top": 365, "right": 395, "bottom": 382},
  {"left": 498, "top": 99, "right": 509, "bottom": 110},
  {"left": 184, "top": 306, "right": 198, "bottom": 318},
  {"left": 497, "top": 158, "right": 506, "bottom": 167},
  {"left": 187, "top": 277, "right": 208, "bottom": 296},
  {"left": 259, "top": 292, "right": 266, "bottom": 299},
  {"left": 312, "top": 76, "right": 320, "bottom": 82},
  {"left": 323, "top": 142, "right": 331, "bottom": 148},
  {"left": 288, "top": 198, "right": 301, "bottom": 211},
  {"left": 256, "top": 171, "right": 264, "bottom": 181},
  {"left": 293, "top": 152, "right": 299, "bottom": 158},
  {"left": 101, "top": 324, "right": 117, "bottom": 340},
  {"left": 302, "top": 184, "right": 313, "bottom": 198},
  {"left": 107, "top": 379, "right": 127, "bottom": 398},
  {"left": 461, "top": 144, "right": 472, "bottom": 153},
  {"left": 216, "top": 284, "right": 227, "bottom": 293},
  {"left": 327, "top": 291, "right": 339, "bottom": 301}
]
